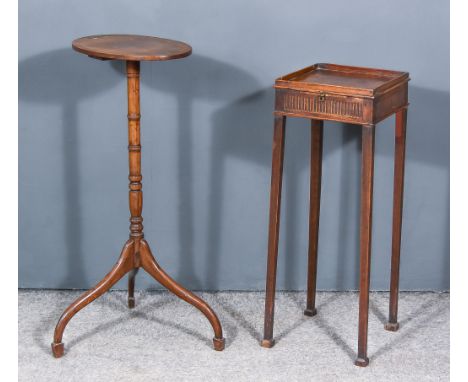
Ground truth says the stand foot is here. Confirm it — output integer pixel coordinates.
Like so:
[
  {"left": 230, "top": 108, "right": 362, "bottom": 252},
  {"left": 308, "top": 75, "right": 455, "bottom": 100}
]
[
  {"left": 213, "top": 337, "right": 225, "bottom": 351},
  {"left": 304, "top": 308, "right": 317, "bottom": 317},
  {"left": 384, "top": 322, "right": 399, "bottom": 332},
  {"left": 260, "top": 339, "right": 275, "bottom": 348},
  {"left": 355, "top": 357, "right": 369, "bottom": 367},
  {"left": 128, "top": 296, "right": 135, "bottom": 309},
  {"left": 51, "top": 342, "right": 64, "bottom": 358}
]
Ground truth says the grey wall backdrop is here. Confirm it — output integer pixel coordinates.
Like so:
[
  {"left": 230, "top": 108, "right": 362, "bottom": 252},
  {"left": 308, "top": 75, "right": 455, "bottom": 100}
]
[{"left": 19, "top": 0, "right": 449, "bottom": 291}]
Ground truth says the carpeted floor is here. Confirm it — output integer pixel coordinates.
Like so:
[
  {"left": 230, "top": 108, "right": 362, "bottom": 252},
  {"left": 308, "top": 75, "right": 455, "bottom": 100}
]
[{"left": 19, "top": 290, "right": 449, "bottom": 381}]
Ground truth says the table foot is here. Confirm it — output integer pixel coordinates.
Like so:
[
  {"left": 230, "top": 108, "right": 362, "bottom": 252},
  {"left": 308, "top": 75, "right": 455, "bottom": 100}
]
[
  {"left": 354, "top": 356, "right": 369, "bottom": 367},
  {"left": 51, "top": 342, "right": 64, "bottom": 358},
  {"left": 303, "top": 308, "right": 317, "bottom": 317},
  {"left": 260, "top": 339, "right": 275, "bottom": 348},
  {"left": 213, "top": 337, "right": 225, "bottom": 351},
  {"left": 128, "top": 296, "right": 135, "bottom": 309},
  {"left": 384, "top": 322, "right": 399, "bottom": 332}
]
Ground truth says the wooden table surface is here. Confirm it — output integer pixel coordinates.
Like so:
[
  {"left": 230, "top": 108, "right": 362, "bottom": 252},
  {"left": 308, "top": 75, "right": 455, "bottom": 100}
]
[{"left": 72, "top": 34, "right": 192, "bottom": 61}]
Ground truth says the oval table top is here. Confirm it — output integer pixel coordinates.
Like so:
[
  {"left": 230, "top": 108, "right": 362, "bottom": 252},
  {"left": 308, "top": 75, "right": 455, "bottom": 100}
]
[{"left": 72, "top": 34, "right": 192, "bottom": 61}]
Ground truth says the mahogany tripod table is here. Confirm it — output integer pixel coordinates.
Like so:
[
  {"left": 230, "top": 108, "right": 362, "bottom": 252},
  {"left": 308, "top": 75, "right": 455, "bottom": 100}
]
[
  {"left": 51, "top": 35, "right": 225, "bottom": 358},
  {"left": 261, "top": 63, "right": 409, "bottom": 367}
]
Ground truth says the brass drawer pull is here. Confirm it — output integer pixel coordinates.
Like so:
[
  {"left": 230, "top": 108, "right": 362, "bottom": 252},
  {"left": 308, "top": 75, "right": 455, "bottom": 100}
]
[{"left": 318, "top": 92, "right": 326, "bottom": 101}]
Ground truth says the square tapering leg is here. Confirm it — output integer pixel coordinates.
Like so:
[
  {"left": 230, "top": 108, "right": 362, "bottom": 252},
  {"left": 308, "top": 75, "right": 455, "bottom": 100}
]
[
  {"left": 262, "top": 115, "right": 286, "bottom": 348},
  {"left": 355, "top": 124, "right": 375, "bottom": 367},
  {"left": 304, "top": 120, "right": 323, "bottom": 317},
  {"left": 385, "top": 108, "right": 408, "bottom": 332}
]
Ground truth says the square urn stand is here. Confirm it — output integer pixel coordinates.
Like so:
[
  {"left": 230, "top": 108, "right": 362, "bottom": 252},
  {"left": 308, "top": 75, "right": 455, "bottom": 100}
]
[{"left": 261, "top": 63, "right": 409, "bottom": 367}]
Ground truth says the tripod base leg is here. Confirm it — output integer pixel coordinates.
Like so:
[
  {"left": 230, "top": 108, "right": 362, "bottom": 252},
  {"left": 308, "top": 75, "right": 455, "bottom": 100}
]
[
  {"left": 51, "top": 240, "right": 134, "bottom": 358},
  {"left": 128, "top": 268, "right": 139, "bottom": 309},
  {"left": 140, "top": 239, "right": 225, "bottom": 351},
  {"left": 51, "top": 238, "right": 226, "bottom": 356}
]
